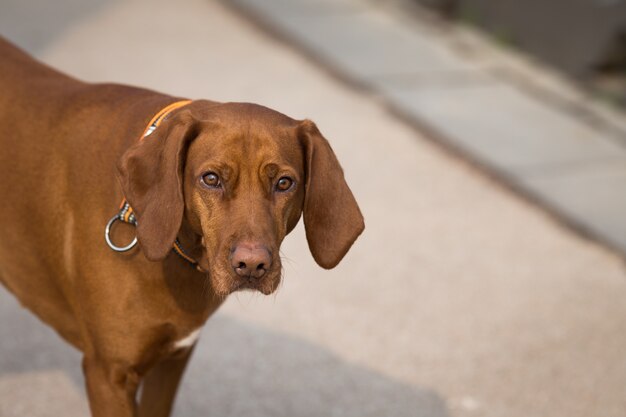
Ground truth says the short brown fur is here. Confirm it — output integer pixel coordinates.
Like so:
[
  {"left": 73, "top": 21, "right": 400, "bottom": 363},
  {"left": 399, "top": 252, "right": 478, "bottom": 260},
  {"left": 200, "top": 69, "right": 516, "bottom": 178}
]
[{"left": 0, "top": 37, "right": 364, "bottom": 417}]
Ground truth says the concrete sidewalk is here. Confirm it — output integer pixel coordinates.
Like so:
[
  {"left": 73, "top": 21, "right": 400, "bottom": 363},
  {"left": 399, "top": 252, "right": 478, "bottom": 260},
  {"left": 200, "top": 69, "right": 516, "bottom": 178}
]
[
  {"left": 226, "top": 0, "right": 626, "bottom": 259},
  {"left": 1, "top": 1, "right": 626, "bottom": 417}
]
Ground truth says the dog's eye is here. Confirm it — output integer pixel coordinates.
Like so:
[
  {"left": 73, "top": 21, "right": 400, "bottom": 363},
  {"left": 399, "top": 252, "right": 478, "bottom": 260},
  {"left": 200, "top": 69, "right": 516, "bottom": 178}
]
[
  {"left": 201, "top": 172, "right": 221, "bottom": 188},
  {"left": 275, "top": 176, "right": 294, "bottom": 192}
]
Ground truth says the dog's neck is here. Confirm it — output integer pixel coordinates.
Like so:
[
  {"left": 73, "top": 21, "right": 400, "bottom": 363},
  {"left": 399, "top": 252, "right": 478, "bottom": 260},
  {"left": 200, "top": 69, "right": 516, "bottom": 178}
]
[{"left": 176, "top": 218, "right": 209, "bottom": 273}]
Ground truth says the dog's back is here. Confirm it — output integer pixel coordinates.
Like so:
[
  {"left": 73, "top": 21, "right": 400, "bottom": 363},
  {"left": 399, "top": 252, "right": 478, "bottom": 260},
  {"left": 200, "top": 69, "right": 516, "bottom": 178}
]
[
  {"left": 0, "top": 37, "right": 76, "bottom": 341},
  {"left": 0, "top": 37, "right": 171, "bottom": 346}
]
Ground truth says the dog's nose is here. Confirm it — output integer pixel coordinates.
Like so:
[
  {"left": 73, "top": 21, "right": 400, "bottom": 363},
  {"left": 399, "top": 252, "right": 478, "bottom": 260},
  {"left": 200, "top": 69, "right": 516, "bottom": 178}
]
[{"left": 231, "top": 244, "right": 272, "bottom": 279}]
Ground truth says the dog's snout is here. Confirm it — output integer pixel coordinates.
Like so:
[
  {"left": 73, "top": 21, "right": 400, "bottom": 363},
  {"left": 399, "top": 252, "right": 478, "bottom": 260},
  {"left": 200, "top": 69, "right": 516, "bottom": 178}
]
[{"left": 231, "top": 243, "right": 272, "bottom": 279}]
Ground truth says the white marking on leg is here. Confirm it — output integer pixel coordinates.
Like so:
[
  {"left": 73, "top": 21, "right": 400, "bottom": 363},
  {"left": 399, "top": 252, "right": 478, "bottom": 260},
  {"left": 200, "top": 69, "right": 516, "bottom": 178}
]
[{"left": 173, "top": 328, "right": 202, "bottom": 350}]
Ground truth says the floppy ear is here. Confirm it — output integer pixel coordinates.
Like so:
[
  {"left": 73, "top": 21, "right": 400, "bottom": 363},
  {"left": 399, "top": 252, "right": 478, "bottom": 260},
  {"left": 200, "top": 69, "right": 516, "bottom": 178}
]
[
  {"left": 116, "top": 111, "right": 199, "bottom": 261},
  {"left": 299, "top": 120, "right": 364, "bottom": 269}
]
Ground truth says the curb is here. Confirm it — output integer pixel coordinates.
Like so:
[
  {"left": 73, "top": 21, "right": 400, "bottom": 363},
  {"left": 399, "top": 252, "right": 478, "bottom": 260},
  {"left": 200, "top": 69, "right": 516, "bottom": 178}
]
[{"left": 223, "top": 0, "right": 626, "bottom": 261}]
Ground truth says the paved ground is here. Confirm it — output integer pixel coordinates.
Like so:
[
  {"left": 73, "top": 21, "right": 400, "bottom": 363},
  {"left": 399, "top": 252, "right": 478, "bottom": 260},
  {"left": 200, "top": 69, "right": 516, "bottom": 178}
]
[
  {"left": 227, "top": 0, "right": 626, "bottom": 257},
  {"left": 1, "top": 0, "right": 626, "bottom": 416}
]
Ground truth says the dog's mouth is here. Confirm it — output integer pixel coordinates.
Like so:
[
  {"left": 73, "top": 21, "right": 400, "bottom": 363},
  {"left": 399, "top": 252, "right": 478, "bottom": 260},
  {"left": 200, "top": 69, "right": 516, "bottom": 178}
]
[
  {"left": 206, "top": 262, "right": 282, "bottom": 298},
  {"left": 197, "top": 239, "right": 283, "bottom": 298},
  {"left": 231, "top": 272, "right": 281, "bottom": 295}
]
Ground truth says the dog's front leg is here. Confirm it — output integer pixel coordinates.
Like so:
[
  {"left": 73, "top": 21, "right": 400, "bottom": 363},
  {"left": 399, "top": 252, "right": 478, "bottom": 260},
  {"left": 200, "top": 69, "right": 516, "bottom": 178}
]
[
  {"left": 82, "top": 356, "right": 141, "bottom": 417},
  {"left": 138, "top": 347, "right": 195, "bottom": 417}
]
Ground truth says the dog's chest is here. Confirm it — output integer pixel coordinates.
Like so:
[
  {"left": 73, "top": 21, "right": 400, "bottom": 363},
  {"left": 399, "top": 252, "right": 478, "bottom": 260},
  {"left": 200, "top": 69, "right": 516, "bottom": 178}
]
[{"left": 172, "top": 327, "right": 202, "bottom": 350}]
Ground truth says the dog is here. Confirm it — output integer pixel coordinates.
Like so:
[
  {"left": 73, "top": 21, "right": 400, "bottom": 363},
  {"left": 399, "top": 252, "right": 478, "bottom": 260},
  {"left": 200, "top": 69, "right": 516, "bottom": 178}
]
[{"left": 0, "top": 36, "right": 364, "bottom": 417}]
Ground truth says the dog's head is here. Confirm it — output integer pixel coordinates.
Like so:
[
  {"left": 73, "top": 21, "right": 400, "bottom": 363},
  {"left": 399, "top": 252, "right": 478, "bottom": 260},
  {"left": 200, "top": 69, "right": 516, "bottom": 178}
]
[{"left": 117, "top": 101, "right": 363, "bottom": 297}]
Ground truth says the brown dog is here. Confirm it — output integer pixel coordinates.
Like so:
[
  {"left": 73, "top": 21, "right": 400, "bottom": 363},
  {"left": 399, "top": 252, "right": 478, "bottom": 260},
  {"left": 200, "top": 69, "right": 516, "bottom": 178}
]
[{"left": 0, "top": 37, "right": 364, "bottom": 417}]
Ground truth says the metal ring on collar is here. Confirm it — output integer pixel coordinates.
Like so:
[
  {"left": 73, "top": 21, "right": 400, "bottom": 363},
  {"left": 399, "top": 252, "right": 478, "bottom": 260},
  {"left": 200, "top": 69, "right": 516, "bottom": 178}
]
[{"left": 105, "top": 215, "right": 138, "bottom": 252}]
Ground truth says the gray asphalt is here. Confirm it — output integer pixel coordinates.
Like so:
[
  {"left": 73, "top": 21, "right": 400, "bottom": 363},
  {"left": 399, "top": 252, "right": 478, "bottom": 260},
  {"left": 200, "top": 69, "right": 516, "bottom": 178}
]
[{"left": 1, "top": 1, "right": 626, "bottom": 416}]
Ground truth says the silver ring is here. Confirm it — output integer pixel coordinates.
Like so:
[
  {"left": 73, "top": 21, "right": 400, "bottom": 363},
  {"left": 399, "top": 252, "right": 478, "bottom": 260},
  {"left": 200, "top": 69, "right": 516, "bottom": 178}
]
[{"left": 105, "top": 215, "right": 138, "bottom": 252}]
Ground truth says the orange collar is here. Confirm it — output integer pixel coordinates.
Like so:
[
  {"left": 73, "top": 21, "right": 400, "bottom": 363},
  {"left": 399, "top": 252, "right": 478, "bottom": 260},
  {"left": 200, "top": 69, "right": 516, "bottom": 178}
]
[
  {"left": 105, "top": 100, "right": 205, "bottom": 272},
  {"left": 141, "top": 100, "right": 192, "bottom": 138}
]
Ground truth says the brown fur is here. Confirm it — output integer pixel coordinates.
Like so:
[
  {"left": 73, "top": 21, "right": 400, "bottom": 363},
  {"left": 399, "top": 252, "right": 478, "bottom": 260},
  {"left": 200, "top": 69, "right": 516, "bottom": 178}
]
[{"left": 0, "top": 37, "right": 364, "bottom": 417}]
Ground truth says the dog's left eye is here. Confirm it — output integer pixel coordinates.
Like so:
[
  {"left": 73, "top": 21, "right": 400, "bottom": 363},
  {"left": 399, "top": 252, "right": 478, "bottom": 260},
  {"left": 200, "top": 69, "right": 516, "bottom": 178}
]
[
  {"left": 201, "top": 172, "right": 221, "bottom": 188},
  {"left": 275, "top": 176, "right": 294, "bottom": 192}
]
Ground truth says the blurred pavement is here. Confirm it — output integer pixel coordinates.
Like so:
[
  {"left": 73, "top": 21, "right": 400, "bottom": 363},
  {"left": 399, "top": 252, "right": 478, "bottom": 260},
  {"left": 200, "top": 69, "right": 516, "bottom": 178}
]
[
  {"left": 1, "top": 1, "right": 626, "bottom": 417},
  {"left": 228, "top": 0, "right": 626, "bottom": 256}
]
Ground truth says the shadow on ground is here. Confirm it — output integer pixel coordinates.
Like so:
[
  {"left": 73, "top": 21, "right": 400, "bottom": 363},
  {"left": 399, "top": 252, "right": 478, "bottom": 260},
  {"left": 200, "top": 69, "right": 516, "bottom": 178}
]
[{"left": 0, "top": 288, "right": 448, "bottom": 417}]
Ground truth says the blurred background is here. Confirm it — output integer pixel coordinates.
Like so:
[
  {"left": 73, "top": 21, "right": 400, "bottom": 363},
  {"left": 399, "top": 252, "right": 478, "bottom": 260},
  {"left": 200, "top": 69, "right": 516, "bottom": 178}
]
[{"left": 1, "top": 0, "right": 626, "bottom": 416}]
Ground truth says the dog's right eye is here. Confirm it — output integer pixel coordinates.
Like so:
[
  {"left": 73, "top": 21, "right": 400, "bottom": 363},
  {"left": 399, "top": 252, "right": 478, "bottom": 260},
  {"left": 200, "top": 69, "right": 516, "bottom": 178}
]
[{"left": 201, "top": 172, "right": 221, "bottom": 188}]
